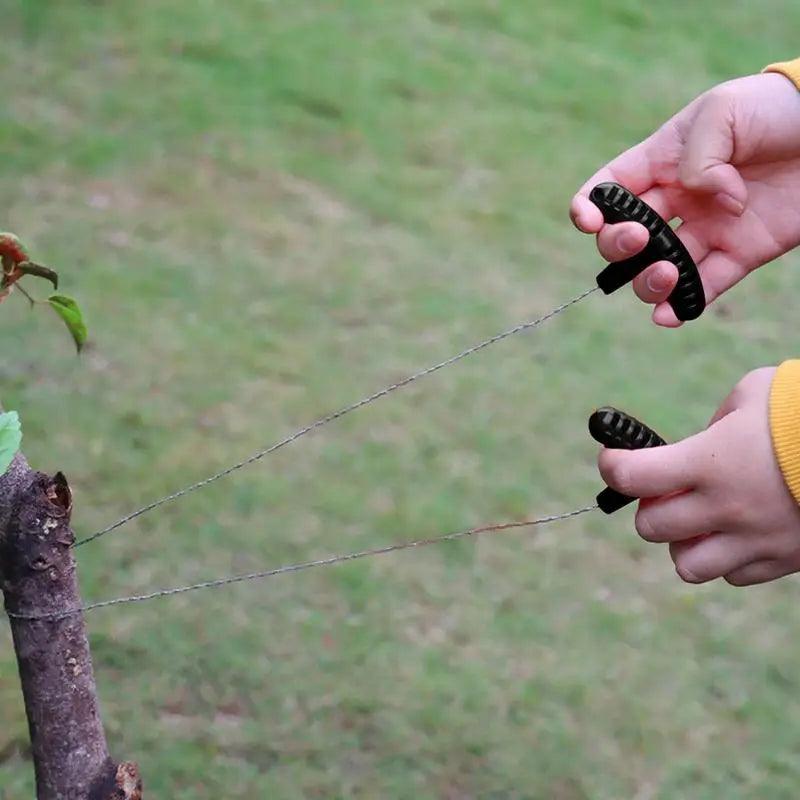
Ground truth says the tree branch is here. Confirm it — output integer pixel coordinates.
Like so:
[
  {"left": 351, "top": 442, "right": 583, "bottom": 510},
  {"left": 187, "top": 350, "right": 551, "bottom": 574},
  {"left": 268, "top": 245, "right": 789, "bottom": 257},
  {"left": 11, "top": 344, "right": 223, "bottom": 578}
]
[{"left": 0, "top": 449, "right": 141, "bottom": 799}]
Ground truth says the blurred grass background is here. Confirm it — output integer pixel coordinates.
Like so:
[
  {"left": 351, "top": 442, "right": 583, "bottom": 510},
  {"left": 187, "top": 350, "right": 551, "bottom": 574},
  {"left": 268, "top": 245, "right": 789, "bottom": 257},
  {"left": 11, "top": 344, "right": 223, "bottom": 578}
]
[{"left": 2, "top": 1, "right": 800, "bottom": 797}]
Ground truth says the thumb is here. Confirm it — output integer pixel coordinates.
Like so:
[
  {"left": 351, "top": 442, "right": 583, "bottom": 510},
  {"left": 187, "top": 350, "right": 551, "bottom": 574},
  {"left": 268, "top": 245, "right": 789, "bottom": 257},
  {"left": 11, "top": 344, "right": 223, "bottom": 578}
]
[
  {"left": 598, "top": 429, "right": 710, "bottom": 498},
  {"left": 679, "top": 92, "right": 748, "bottom": 215}
]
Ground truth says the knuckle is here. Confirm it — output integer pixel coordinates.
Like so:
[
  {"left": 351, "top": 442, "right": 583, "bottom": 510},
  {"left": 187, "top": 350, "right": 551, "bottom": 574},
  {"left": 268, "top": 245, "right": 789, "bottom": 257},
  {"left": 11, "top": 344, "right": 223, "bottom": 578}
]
[
  {"left": 677, "top": 163, "right": 704, "bottom": 191},
  {"left": 719, "top": 499, "right": 747, "bottom": 526},
  {"left": 696, "top": 84, "right": 737, "bottom": 118},
  {"left": 678, "top": 165, "right": 704, "bottom": 191},
  {"left": 706, "top": 84, "right": 737, "bottom": 105}
]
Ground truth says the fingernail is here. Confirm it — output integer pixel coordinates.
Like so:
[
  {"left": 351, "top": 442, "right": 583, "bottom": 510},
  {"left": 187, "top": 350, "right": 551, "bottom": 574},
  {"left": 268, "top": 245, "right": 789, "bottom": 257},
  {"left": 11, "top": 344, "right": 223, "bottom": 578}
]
[
  {"left": 677, "top": 565, "right": 702, "bottom": 584},
  {"left": 619, "top": 233, "right": 640, "bottom": 254},
  {"left": 717, "top": 193, "right": 745, "bottom": 217},
  {"left": 646, "top": 270, "right": 668, "bottom": 293}
]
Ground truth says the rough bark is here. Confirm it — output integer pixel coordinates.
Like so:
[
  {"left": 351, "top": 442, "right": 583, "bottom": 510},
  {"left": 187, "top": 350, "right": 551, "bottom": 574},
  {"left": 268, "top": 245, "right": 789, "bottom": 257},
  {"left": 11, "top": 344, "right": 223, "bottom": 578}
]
[{"left": 0, "top": 450, "right": 142, "bottom": 799}]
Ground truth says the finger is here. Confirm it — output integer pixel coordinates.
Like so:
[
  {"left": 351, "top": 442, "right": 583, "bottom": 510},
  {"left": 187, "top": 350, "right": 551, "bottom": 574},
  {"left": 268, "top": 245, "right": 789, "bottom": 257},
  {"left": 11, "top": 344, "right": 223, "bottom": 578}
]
[
  {"left": 633, "top": 219, "right": 710, "bottom": 305},
  {"left": 635, "top": 492, "right": 720, "bottom": 543},
  {"left": 598, "top": 430, "right": 711, "bottom": 498},
  {"left": 652, "top": 302, "right": 683, "bottom": 328},
  {"left": 694, "top": 250, "right": 750, "bottom": 306},
  {"left": 654, "top": 249, "right": 749, "bottom": 326},
  {"left": 570, "top": 194, "right": 604, "bottom": 233},
  {"left": 725, "top": 558, "right": 799, "bottom": 587},
  {"left": 571, "top": 139, "right": 683, "bottom": 235},
  {"left": 669, "top": 530, "right": 770, "bottom": 584},
  {"left": 679, "top": 93, "right": 748, "bottom": 214},
  {"left": 576, "top": 140, "right": 660, "bottom": 200},
  {"left": 646, "top": 222, "right": 712, "bottom": 326},
  {"left": 597, "top": 198, "right": 702, "bottom": 303},
  {"left": 596, "top": 221, "right": 650, "bottom": 262},
  {"left": 631, "top": 261, "right": 679, "bottom": 304},
  {"left": 571, "top": 137, "right": 662, "bottom": 233},
  {"left": 637, "top": 186, "right": 678, "bottom": 222}
]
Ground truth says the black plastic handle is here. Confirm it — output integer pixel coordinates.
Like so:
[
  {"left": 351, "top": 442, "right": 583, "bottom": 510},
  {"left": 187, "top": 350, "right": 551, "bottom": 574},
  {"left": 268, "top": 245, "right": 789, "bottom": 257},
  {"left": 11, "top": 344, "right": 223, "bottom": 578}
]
[
  {"left": 588, "top": 406, "right": 667, "bottom": 514},
  {"left": 589, "top": 182, "right": 705, "bottom": 321}
]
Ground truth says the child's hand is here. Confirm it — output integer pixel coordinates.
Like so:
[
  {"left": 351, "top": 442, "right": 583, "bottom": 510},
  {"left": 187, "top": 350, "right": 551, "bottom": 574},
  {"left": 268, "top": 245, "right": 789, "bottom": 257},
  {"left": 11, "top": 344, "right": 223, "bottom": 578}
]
[
  {"left": 571, "top": 74, "right": 800, "bottom": 326},
  {"left": 599, "top": 368, "right": 800, "bottom": 586}
]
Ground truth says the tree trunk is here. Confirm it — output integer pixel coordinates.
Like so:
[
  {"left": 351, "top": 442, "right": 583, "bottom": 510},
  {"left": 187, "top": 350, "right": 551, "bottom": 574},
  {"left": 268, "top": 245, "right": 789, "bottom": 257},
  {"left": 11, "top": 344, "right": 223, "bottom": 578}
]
[{"left": 0, "top": 450, "right": 142, "bottom": 799}]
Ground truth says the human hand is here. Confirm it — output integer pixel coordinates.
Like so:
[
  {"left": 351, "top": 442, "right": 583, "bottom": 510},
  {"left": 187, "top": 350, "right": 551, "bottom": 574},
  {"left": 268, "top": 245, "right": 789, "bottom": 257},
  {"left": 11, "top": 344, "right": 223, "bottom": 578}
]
[
  {"left": 599, "top": 368, "right": 800, "bottom": 586},
  {"left": 571, "top": 73, "right": 800, "bottom": 326}
]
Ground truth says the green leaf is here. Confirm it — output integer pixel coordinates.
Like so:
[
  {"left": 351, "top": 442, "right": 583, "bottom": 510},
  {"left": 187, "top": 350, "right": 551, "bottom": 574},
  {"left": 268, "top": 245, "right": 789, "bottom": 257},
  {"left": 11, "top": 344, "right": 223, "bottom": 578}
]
[
  {"left": 0, "top": 411, "right": 22, "bottom": 477},
  {"left": 48, "top": 294, "right": 88, "bottom": 352}
]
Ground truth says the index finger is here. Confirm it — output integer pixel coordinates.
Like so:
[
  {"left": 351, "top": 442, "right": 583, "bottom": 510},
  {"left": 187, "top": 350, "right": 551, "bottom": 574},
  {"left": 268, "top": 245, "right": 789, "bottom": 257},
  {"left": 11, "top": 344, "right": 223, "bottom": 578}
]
[{"left": 570, "top": 136, "right": 661, "bottom": 233}]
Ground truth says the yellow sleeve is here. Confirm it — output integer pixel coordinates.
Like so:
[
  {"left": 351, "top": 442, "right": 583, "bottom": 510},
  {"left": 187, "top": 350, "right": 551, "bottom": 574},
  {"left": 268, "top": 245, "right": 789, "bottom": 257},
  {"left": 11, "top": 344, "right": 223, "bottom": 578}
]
[
  {"left": 763, "top": 58, "right": 800, "bottom": 89},
  {"left": 770, "top": 360, "right": 800, "bottom": 505}
]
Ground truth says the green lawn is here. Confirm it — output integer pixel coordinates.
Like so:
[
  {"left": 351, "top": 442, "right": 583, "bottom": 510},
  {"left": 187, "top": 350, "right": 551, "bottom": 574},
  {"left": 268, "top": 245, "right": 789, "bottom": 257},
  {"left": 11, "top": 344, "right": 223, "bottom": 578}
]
[{"left": 3, "top": 1, "right": 800, "bottom": 797}]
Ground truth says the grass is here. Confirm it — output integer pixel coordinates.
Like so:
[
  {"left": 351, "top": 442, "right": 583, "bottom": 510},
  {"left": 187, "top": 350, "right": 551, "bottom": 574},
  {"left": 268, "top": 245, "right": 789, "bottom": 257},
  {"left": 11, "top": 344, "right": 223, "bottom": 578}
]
[{"left": 2, "top": 0, "right": 800, "bottom": 797}]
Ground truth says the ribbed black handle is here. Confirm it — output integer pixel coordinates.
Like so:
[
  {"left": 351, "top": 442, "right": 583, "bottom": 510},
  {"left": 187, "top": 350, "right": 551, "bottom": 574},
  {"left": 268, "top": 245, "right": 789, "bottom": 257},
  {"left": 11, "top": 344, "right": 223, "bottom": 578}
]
[
  {"left": 589, "top": 182, "right": 705, "bottom": 321},
  {"left": 588, "top": 406, "right": 667, "bottom": 514}
]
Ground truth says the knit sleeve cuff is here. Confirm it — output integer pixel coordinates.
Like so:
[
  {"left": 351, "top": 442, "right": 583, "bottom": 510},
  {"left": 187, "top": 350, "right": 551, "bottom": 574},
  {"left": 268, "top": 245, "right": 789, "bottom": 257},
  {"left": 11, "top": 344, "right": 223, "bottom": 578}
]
[
  {"left": 770, "top": 360, "right": 800, "bottom": 505},
  {"left": 763, "top": 58, "right": 800, "bottom": 90}
]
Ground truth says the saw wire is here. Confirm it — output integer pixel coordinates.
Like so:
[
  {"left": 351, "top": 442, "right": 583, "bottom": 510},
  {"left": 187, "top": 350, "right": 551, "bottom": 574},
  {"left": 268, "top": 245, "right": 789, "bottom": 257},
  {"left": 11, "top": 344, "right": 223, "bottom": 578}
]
[
  {"left": 11, "top": 505, "right": 598, "bottom": 621},
  {"left": 75, "top": 286, "right": 598, "bottom": 548}
]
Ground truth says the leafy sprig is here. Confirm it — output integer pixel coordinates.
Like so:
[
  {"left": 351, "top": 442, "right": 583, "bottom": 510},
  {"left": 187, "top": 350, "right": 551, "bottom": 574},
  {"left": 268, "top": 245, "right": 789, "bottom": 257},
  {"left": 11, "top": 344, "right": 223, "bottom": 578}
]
[{"left": 1, "top": 232, "right": 87, "bottom": 351}]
